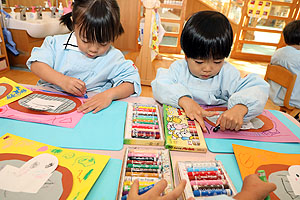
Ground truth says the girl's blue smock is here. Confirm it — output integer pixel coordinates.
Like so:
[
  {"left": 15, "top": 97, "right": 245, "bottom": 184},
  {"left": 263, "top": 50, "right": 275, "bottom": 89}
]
[
  {"left": 151, "top": 59, "right": 269, "bottom": 122},
  {"left": 27, "top": 32, "right": 141, "bottom": 95}
]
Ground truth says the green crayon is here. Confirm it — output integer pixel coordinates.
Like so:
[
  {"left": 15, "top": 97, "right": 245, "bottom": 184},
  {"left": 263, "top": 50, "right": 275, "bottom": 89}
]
[{"left": 258, "top": 170, "right": 271, "bottom": 200}]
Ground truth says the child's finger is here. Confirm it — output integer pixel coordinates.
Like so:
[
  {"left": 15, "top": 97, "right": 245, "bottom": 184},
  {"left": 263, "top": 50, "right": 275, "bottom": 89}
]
[
  {"left": 194, "top": 115, "right": 207, "bottom": 132},
  {"left": 145, "top": 179, "right": 167, "bottom": 197},
  {"left": 92, "top": 104, "right": 106, "bottom": 114},
  {"left": 127, "top": 180, "right": 139, "bottom": 198},
  {"left": 163, "top": 179, "right": 187, "bottom": 200},
  {"left": 204, "top": 111, "right": 219, "bottom": 117}
]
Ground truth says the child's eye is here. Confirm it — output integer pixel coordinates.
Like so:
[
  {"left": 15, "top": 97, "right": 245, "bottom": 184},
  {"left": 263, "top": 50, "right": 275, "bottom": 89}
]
[
  {"left": 214, "top": 61, "right": 223, "bottom": 64},
  {"left": 195, "top": 61, "right": 204, "bottom": 64}
]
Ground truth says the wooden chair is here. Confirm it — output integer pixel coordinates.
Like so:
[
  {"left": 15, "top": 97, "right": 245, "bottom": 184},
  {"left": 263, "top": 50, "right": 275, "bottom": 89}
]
[{"left": 264, "top": 64, "right": 300, "bottom": 117}]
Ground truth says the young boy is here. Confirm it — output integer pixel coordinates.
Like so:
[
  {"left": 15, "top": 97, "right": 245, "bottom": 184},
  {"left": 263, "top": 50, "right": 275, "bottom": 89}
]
[{"left": 151, "top": 11, "right": 269, "bottom": 132}]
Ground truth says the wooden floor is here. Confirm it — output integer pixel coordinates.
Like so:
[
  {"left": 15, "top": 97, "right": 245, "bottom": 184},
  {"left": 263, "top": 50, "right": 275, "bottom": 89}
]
[{"left": 0, "top": 52, "right": 279, "bottom": 110}]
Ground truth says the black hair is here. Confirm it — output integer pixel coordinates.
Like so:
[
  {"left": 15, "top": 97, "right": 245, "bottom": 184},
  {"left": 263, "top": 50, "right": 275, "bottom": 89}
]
[
  {"left": 283, "top": 20, "right": 300, "bottom": 45},
  {"left": 180, "top": 11, "right": 233, "bottom": 60},
  {"left": 60, "top": 0, "right": 124, "bottom": 43}
]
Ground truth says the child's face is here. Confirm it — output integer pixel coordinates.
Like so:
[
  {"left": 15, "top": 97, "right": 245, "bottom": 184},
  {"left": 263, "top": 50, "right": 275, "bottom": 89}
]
[
  {"left": 74, "top": 25, "right": 111, "bottom": 59},
  {"left": 186, "top": 58, "right": 224, "bottom": 79}
]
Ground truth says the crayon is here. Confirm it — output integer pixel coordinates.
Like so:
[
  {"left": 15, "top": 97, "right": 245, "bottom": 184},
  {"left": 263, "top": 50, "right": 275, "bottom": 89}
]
[
  {"left": 126, "top": 167, "right": 159, "bottom": 174},
  {"left": 123, "top": 176, "right": 159, "bottom": 182},
  {"left": 132, "top": 131, "right": 160, "bottom": 139},
  {"left": 125, "top": 172, "right": 161, "bottom": 178},
  {"left": 132, "top": 124, "right": 159, "bottom": 129},
  {"left": 128, "top": 152, "right": 158, "bottom": 158},
  {"left": 213, "top": 125, "right": 221, "bottom": 132},
  {"left": 192, "top": 184, "right": 230, "bottom": 190},
  {"left": 132, "top": 120, "right": 159, "bottom": 125},
  {"left": 258, "top": 170, "right": 271, "bottom": 200},
  {"left": 127, "top": 163, "right": 161, "bottom": 169},
  {"left": 193, "top": 188, "right": 232, "bottom": 197},
  {"left": 133, "top": 107, "right": 156, "bottom": 112},
  {"left": 127, "top": 160, "right": 159, "bottom": 165},
  {"left": 128, "top": 156, "right": 158, "bottom": 161},
  {"left": 133, "top": 111, "right": 157, "bottom": 116},
  {"left": 187, "top": 167, "right": 219, "bottom": 172},
  {"left": 121, "top": 184, "right": 155, "bottom": 200},
  {"left": 188, "top": 171, "right": 223, "bottom": 176},
  {"left": 190, "top": 180, "right": 228, "bottom": 186},
  {"left": 123, "top": 180, "right": 156, "bottom": 187},
  {"left": 133, "top": 115, "right": 158, "bottom": 119},
  {"left": 189, "top": 174, "right": 225, "bottom": 180}
]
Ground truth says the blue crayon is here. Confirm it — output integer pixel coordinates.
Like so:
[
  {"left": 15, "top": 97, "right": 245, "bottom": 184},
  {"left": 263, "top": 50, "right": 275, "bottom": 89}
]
[
  {"left": 193, "top": 189, "right": 232, "bottom": 197},
  {"left": 121, "top": 184, "right": 155, "bottom": 200},
  {"left": 187, "top": 167, "right": 219, "bottom": 172}
]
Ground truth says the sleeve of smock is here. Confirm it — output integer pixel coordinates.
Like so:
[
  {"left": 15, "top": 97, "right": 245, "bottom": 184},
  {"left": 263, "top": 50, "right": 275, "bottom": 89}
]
[
  {"left": 26, "top": 36, "right": 57, "bottom": 70},
  {"left": 222, "top": 68, "right": 270, "bottom": 122},
  {"left": 151, "top": 62, "right": 193, "bottom": 108},
  {"left": 109, "top": 53, "right": 141, "bottom": 96}
]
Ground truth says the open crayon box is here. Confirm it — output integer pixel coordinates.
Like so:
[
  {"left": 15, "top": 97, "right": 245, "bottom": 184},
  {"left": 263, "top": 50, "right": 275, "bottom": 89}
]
[
  {"left": 124, "top": 103, "right": 164, "bottom": 146},
  {"left": 163, "top": 104, "right": 207, "bottom": 152},
  {"left": 117, "top": 147, "right": 174, "bottom": 199},
  {"left": 177, "top": 161, "right": 237, "bottom": 199}
]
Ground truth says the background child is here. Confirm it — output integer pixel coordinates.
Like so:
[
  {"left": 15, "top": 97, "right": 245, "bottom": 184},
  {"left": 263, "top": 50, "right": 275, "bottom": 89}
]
[
  {"left": 151, "top": 11, "right": 269, "bottom": 132},
  {"left": 127, "top": 174, "right": 276, "bottom": 200},
  {"left": 269, "top": 20, "right": 300, "bottom": 112},
  {"left": 26, "top": 0, "right": 141, "bottom": 114}
]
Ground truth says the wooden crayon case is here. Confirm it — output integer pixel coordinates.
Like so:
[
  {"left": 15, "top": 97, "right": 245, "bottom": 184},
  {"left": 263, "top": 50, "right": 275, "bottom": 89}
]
[
  {"left": 163, "top": 104, "right": 207, "bottom": 152},
  {"left": 177, "top": 161, "right": 237, "bottom": 199},
  {"left": 117, "top": 147, "right": 174, "bottom": 199},
  {"left": 124, "top": 103, "right": 164, "bottom": 146}
]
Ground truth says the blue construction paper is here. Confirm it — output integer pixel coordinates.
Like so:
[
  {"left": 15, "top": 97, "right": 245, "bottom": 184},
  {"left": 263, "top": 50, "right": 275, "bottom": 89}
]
[
  {"left": 215, "top": 154, "right": 243, "bottom": 192},
  {"left": 0, "top": 101, "right": 127, "bottom": 150},
  {"left": 206, "top": 110, "right": 300, "bottom": 153},
  {"left": 86, "top": 158, "right": 122, "bottom": 200}
]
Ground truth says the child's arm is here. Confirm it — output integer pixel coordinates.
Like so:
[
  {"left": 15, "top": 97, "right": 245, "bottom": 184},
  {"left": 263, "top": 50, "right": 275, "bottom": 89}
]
[
  {"left": 151, "top": 61, "right": 193, "bottom": 108},
  {"left": 179, "top": 96, "right": 219, "bottom": 132},
  {"left": 30, "top": 61, "right": 86, "bottom": 97},
  {"left": 234, "top": 174, "right": 276, "bottom": 200},
  {"left": 77, "top": 82, "right": 134, "bottom": 113}
]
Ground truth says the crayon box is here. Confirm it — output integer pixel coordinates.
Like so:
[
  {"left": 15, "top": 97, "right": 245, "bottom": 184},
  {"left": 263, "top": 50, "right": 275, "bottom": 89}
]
[
  {"left": 163, "top": 104, "right": 207, "bottom": 152},
  {"left": 177, "top": 160, "right": 237, "bottom": 199},
  {"left": 124, "top": 103, "right": 164, "bottom": 146},
  {"left": 117, "top": 147, "right": 174, "bottom": 199}
]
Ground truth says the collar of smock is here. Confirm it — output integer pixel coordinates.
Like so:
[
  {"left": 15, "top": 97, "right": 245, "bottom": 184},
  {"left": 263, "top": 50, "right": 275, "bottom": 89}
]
[{"left": 63, "top": 32, "right": 80, "bottom": 51}]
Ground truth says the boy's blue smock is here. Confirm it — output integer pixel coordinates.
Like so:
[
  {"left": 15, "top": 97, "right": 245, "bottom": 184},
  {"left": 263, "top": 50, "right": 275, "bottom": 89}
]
[
  {"left": 27, "top": 32, "right": 141, "bottom": 96},
  {"left": 270, "top": 46, "right": 300, "bottom": 108},
  {"left": 151, "top": 59, "right": 269, "bottom": 122}
]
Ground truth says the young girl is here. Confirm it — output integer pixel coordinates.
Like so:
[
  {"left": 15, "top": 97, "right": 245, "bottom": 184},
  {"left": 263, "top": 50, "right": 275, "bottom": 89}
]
[
  {"left": 26, "top": 0, "right": 141, "bottom": 114},
  {"left": 151, "top": 11, "right": 269, "bottom": 132},
  {"left": 269, "top": 20, "right": 300, "bottom": 110}
]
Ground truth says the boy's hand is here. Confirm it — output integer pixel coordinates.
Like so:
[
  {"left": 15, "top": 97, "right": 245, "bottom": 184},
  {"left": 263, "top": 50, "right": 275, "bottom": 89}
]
[
  {"left": 60, "top": 76, "right": 86, "bottom": 97},
  {"left": 77, "top": 91, "right": 113, "bottom": 114},
  {"left": 127, "top": 179, "right": 194, "bottom": 200},
  {"left": 216, "top": 104, "right": 248, "bottom": 131},
  {"left": 179, "top": 96, "right": 219, "bottom": 132},
  {"left": 234, "top": 174, "right": 276, "bottom": 200}
]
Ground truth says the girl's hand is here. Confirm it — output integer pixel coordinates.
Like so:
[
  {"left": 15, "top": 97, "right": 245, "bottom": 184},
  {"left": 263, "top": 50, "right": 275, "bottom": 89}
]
[
  {"left": 77, "top": 91, "right": 113, "bottom": 114},
  {"left": 127, "top": 179, "right": 194, "bottom": 200},
  {"left": 178, "top": 96, "right": 219, "bottom": 132},
  {"left": 216, "top": 104, "right": 248, "bottom": 131},
  {"left": 60, "top": 76, "right": 86, "bottom": 97}
]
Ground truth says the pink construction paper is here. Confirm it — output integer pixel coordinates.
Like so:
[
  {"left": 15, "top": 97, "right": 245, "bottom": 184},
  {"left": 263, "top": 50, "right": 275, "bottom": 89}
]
[
  {"left": 203, "top": 109, "right": 300, "bottom": 143},
  {"left": 0, "top": 87, "right": 84, "bottom": 128}
]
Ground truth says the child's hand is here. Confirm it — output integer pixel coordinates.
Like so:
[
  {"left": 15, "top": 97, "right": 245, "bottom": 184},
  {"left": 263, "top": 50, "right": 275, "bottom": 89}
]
[
  {"left": 179, "top": 96, "right": 219, "bottom": 132},
  {"left": 60, "top": 76, "right": 86, "bottom": 97},
  {"left": 127, "top": 179, "right": 194, "bottom": 200},
  {"left": 77, "top": 92, "right": 112, "bottom": 114},
  {"left": 234, "top": 174, "right": 276, "bottom": 200},
  {"left": 216, "top": 104, "right": 248, "bottom": 131}
]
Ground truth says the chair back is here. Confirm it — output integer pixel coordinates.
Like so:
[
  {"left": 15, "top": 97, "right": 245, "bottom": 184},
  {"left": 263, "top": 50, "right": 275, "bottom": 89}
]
[{"left": 264, "top": 64, "right": 297, "bottom": 110}]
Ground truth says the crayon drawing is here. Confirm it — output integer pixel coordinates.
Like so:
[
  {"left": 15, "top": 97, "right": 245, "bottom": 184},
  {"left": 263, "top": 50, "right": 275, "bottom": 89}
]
[
  {"left": 0, "top": 77, "right": 32, "bottom": 107},
  {"left": 203, "top": 107, "right": 300, "bottom": 143},
  {"left": 233, "top": 144, "right": 300, "bottom": 200},
  {"left": 0, "top": 133, "right": 110, "bottom": 200},
  {"left": 0, "top": 87, "right": 85, "bottom": 128}
]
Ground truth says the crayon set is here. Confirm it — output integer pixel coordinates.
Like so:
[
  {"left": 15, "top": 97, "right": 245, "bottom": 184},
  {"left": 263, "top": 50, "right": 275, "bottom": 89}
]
[
  {"left": 163, "top": 104, "right": 207, "bottom": 152},
  {"left": 177, "top": 161, "right": 237, "bottom": 199},
  {"left": 124, "top": 103, "right": 164, "bottom": 146},
  {"left": 118, "top": 147, "right": 173, "bottom": 200}
]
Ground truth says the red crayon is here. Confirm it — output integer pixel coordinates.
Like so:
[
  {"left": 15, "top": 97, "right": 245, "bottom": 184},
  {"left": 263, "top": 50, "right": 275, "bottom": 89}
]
[
  {"left": 188, "top": 171, "right": 223, "bottom": 176},
  {"left": 127, "top": 160, "right": 159, "bottom": 165},
  {"left": 132, "top": 124, "right": 159, "bottom": 129}
]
